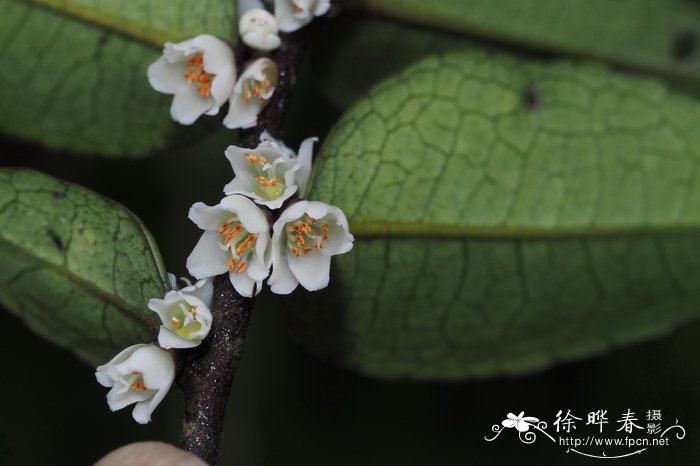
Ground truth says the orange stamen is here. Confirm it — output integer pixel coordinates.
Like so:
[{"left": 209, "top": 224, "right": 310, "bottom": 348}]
[
  {"left": 245, "top": 152, "right": 258, "bottom": 164},
  {"left": 131, "top": 381, "right": 147, "bottom": 391},
  {"left": 235, "top": 261, "right": 247, "bottom": 273}
]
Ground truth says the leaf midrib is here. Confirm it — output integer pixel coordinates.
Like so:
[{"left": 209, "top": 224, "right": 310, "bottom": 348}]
[
  {"left": 350, "top": 221, "right": 700, "bottom": 239},
  {"left": 22, "top": 0, "right": 174, "bottom": 48},
  {"left": 0, "top": 233, "right": 160, "bottom": 330}
]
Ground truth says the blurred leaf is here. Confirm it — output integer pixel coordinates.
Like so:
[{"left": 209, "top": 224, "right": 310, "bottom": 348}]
[
  {"left": 0, "top": 0, "right": 235, "bottom": 156},
  {"left": 312, "top": 16, "right": 467, "bottom": 109},
  {"left": 359, "top": 0, "right": 700, "bottom": 83},
  {"left": 0, "top": 169, "right": 168, "bottom": 364},
  {"left": 289, "top": 50, "right": 700, "bottom": 379}
]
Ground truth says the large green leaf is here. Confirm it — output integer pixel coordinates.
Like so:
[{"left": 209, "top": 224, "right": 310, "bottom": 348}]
[
  {"left": 0, "top": 0, "right": 235, "bottom": 156},
  {"left": 359, "top": 0, "right": 700, "bottom": 83},
  {"left": 288, "top": 50, "right": 700, "bottom": 379},
  {"left": 312, "top": 17, "right": 467, "bottom": 110},
  {"left": 0, "top": 169, "right": 169, "bottom": 364}
]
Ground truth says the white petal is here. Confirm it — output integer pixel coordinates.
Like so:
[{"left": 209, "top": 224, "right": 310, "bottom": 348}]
[
  {"left": 243, "top": 32, "right": 282, "bottom": 52},
  {"left": 167, "top": 272, "right": 178, "bottom": 290},
  {"left": 224, "top": 148, "right": 257, "bottom": 179},
  {"left": 247, "top": 234, "right": 271, "bottom": 280},
  {"left": 128, "top": 346, "right": 174, "bottom": 389},
  {"left": 313, "top": 0, "right": 331, "bottom": 16},
  {"left": 106, "top": 387, "right": 153, "bottom": 411},
  {"left": 170, "top": 83, "right": 215, "bottom": 125},
  {"left": 229, "top": 270, "right": 261, "bottom": 297},
  {"left": 219, "top": 195, "right": 270, "bottom": 233},
  {"left": 288, "top": 250, "right": 331, "bottom": 291},
  {"left": 268, "top": 239, "right": 299, "bottom": 294},
  {"left": 295, "top": 137, "right": 317, "bottom": 197},
  {"left": 190, "top": 34, "right": 235, "bottom": 76},
  {"left": 183, "top": 278, "right": 214, "bottom": 306},
  {"left": 147, "top": 297, "right": 171, "bottom": 324},
  {"left": 223, "top": 92, "right": 263, "bottom": 129},
  {"left": 97, "top": 344, "right": 146, "bottom": 370},
  {"left": 147, "top": 56, "right": 185, "bottom": 94},
  {"left": 275, "top": 0, "right": 310, "bottom": 32},
  {"left": 502, "top": 420, "right": 517, "bottom": 428},
  {"left": 322, "top": 220, "right": 352, "bottom": 256},
  {"left": 158, "top": 327, "right": 199, "bottom": 349},
  {"left": 186, "top": 230, "right": 230, "bottom": 279},
  {"left": 274, "top": 201, "right": 309, "bottom": 232}
]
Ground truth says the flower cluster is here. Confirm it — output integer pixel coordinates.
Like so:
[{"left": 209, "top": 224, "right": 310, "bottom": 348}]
[
  {"left": 97, "top": 1, "right": 342, "bottom": 425},
  {"left": 187, "top": 133, "right": 353, "bottom": 297},
  {"left": 147, "top": 0, "right": 329, "bottom": 129},
  {"left": 95, "top": 276, "right": 214, "bottom": 424}
]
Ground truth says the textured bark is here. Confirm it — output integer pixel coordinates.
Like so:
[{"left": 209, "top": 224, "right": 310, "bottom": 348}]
[{"left": 176, "top": 276, "right": 253, "bottom": 465}]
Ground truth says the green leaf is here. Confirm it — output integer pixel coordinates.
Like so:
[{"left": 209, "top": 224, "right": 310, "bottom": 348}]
[
  {"left": 0, "top": 169, "right": 169, "bottom": 365},
  {"left": 312, "top": 17, "right": 467, "bottom": 110},
  {"left": 0, "top": 0, "right": 235, "bottom": 156},
  {"left": 290, "top": 50, "right": 700, "bottom": 379},
  {"left": 359, "top": 0, "right": 700, "bottom": 84}
]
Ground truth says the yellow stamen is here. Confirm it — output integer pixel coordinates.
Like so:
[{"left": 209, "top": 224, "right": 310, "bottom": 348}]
[
  {"left": 235, "top": 261, "right": 247, "bottom": 273},
  {"left": 243, "top": 89, "right": 253, "bottom": 101},
  {"left": 190, "top": 306, "right": 197, "bottom": 315},
  {"left": 170, "top": 317, "right": 181, "bottom": 325},
  {"left": 228, "top": 258, "right": 237, "bottom": 270}
]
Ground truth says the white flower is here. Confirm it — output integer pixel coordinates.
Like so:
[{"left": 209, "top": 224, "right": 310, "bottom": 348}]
[
  {"left": 95, "top": 344, "right": 175, "bottom": 425},
  {"left": 148, "top": 278, "right": 214, "bottom": 349},
  {"left": 268, "top": 200, "right": 353, "bottom": 294},
  {"left": 186, "top": 195, "right": 271, "bottom": 297},
  {"left": 274, "top": 0, "right": 331, "bottom": 32},
  {"left": 224, "top": 134, "right": 316, "bottom": 209},
  {"left": 502, "top": 412, "right": 540, "bottom": 432},
  {"left": 147, "top": 34, "right": 236, "bottom": 125},
  {"left": 240, "top": 9, "right": 281, "bottom": 51},
  {"left": 224, "top": 58, "right": 279, "bottom": 129}
]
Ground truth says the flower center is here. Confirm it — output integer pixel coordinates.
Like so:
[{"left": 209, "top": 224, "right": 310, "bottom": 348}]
[
  {"left": 219, "top": 217, "right": 257, "bottom": 273},
  {"left": 183, "top": 52, "right": 214, "bottom": 97},
  {"left": 167, "top": 301, "right": 202, "bottom": 339},
  {"left": 285, "top": 215, "right": 329, "bottom": 257},
  {"left": 244, "top": 152, "right": 286, "bottom": 200},
  {"left": 241, "top": 62, "right": 279, "bottom": 102},
  {"left": 122, "top": 371, "right": 148, "bottom": 392}
]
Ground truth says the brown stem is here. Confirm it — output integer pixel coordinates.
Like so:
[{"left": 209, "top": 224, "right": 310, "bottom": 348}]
[
  {"left": 175, "top": 19, "right": 316, "bottom": 466},
  {"left": 175, "top": 275, "right": 253, "bottom": 465}
]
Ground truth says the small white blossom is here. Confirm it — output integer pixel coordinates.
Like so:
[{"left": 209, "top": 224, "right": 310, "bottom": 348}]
[
  {"left": 240, "top": 9, "right": 281, "bottom": 51},
  {"left": 224, "top": 58, "right": 279, "bottom": 129},
  {"left": 148, "top": 278, "right": 214, "bottom": 349},
  {"left": 224, "top": 134, "right": 316, "bottom": 209},
  {"left": 186, "top": 195, "right": 271, "bottom": 297},
  {"left": 268, "top": 200, "right": 353, "bottom": 294},
  {"left": 95, "top": 344, "right": 175, "bottom": 424},
  {"left": 275, "top": 0, "right": 331, "bottom": 32},
  {"left": 147, "top": 34, "right": 236, "bottom": 125}
]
